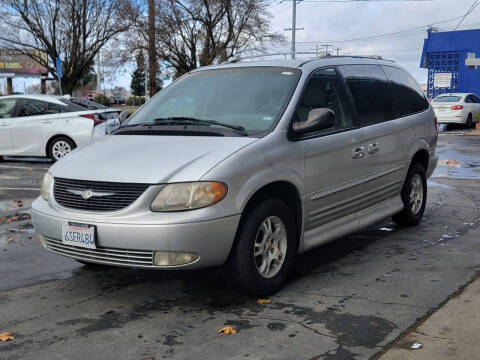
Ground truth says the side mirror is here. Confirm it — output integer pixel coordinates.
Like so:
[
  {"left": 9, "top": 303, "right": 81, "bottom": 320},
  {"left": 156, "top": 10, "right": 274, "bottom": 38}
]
[{"left": 292, "top": 108, "right": 335, "bottom": 135}]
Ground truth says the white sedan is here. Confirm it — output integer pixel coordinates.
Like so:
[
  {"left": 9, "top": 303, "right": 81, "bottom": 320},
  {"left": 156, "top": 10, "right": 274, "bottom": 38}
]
[
  {"left": 0, "top": 95, "right": 120, "bottom": 161},
  {"left": 432, "top": 93, "right": 480, "bottom": 128}
]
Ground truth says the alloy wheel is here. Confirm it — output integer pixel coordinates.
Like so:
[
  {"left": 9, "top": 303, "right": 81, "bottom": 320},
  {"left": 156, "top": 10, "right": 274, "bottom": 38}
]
[
  {"left": 254, "top": 216, "right": 288, "bottom": 279},
  {"left": 409, "top": 173, "right": 424, "bottom": 214}
]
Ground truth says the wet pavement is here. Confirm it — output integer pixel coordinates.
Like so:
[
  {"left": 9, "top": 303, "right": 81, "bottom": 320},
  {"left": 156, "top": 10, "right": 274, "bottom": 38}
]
[{"left": 1, "top": 137, "right": 480, "bottom": 360}]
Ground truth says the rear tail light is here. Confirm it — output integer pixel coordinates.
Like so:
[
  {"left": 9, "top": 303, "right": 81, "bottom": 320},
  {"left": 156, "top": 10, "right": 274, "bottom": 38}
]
[
  {"left": 434, "top": 116, "right": 438, "bottom": 134},
  {"left": 451, "top": 105, "right": 463, "bottom": 110},
  {"left": 81, "top": 113, "right": 105, "bottom": 126}
]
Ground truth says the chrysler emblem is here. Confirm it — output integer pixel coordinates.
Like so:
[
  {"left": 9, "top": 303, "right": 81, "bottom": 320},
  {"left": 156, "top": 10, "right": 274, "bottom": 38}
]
[{"left": 66, "top": 188, "right": 115, "bottom": 199}]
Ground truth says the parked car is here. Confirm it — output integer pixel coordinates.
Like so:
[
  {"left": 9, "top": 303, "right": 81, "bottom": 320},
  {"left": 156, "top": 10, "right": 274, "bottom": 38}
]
[
  {"left": 31, "top": 57, "right": 438, "bottom": 295},
  {"left": 109, "top": 96, "right": 126, "bottom": 106},
  {"left": 432, "top": 93, "right": 480, "bottom": 127},
  {"left": 0, "top": 95, "right": 121, "bottom": 161}
]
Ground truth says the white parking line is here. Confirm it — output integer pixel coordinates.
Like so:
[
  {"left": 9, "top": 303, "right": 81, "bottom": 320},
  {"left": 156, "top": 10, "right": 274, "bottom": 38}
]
[
  {"left": 0, "top": 165, "right": 49, "bottom": 170},
  {"left": 0, "top": 187, "right": 39, "bottom": 191}
]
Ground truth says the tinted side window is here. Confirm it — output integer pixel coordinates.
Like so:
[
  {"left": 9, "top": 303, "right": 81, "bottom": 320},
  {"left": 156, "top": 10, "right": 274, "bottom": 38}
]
[
  {"left": 465, "top": 95, "right": 472, "bottom": 103},
  {"left": 18, "top": 99, "right": 55, "bottom": 117},
  {"left": 473, "top": 95, "right": 480, "bottom": 103},
  {"left": 382, "top": 66, "right": 429, "bottom": 117},
  {"left": 339, "top": 65, "right": 391, "bottom": 126},
  {"left": 0, "top": 98, "right": 17, "bottom": 118},
  {"left": 295, "top": 67, "right": 353, "bottom": 135}
]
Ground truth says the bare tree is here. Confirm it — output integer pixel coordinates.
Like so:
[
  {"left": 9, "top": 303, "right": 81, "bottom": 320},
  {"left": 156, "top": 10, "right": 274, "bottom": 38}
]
[
  {"left": 0, "top": 0, "right": 141, "bottom": 93},
  {"left": 132, "top": 0, "right": 283, "bottom": 78}
]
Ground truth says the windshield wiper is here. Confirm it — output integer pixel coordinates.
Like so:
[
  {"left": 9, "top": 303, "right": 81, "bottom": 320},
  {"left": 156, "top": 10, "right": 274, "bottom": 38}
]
[{"left": 148, "top": 117, "right": 248, "bottom": 135}]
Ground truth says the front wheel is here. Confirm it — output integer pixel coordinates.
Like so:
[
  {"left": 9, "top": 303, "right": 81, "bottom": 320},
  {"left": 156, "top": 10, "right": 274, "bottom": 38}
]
[
  {"left": 226, "top": 198, "right": 297, "bottom": 296},
  {"left": 48, "top": 136, "right": 76, "bottom": 162},
  {"left": 392, "top": 162, "right": 427, "bottom": 227}
]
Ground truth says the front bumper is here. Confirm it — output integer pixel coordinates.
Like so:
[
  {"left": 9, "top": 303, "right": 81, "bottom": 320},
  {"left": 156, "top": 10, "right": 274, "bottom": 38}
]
[{"left": 31, "top": 197, "right": 241, "bottom": 269}]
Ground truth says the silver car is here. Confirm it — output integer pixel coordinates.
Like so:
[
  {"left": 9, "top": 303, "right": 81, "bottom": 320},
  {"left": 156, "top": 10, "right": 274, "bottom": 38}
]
[{"left": 31, "top": 56, "right": 438, "bottom": 295}]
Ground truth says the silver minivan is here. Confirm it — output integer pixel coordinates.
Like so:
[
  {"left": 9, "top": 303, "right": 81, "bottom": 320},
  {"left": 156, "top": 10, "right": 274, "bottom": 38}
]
[{"left": 31, "top": 56, "right": 438, "bottom": 295}]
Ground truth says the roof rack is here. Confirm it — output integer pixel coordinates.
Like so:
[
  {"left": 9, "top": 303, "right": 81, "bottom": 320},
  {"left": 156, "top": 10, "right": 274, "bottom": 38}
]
[{"left": 300, "top": 54, "right": 395, "bottom": 67}]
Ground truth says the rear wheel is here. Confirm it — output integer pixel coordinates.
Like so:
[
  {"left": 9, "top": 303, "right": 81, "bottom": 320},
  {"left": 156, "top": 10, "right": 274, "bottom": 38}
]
[
  {"left": 48, "top": 136, "right": 76, "bottom": 162},
  {"left": 226, "top": 198, "right": 296, "bottom": 296},
  {"left": 466, "top": 114, "right": 473, "bottom": 128},
  {"left": 392, "top": 162, "right": 427, "bottom": 227}
]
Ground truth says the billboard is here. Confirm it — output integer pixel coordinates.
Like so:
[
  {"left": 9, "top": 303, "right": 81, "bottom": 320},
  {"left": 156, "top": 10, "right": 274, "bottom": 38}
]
[{"left": 0, "top": 49, "right": 47, "bottom": 76}]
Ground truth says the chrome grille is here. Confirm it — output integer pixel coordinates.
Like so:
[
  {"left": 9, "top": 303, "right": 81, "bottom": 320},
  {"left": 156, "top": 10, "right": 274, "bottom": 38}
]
[
  {"left": 53, "top": 177, "right": 150, "bottom": 211},
  {"left": 44, "top": 237, "right": 154, "bottom": 267}
]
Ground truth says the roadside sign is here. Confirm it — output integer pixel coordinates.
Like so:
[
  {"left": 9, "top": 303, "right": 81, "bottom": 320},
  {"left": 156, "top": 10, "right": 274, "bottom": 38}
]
[
  {"left": 56, "top": 57, "right": 62, "bottom": 78},
  {"left": 434, "top": 73, "right": 452, "bottom": 88}
]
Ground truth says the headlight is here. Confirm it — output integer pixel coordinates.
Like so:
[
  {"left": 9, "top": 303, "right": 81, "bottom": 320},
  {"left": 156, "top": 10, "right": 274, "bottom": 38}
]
[
  {"left": 151, "top": 182, "right": 227, "bottom": 212},
  {"left": 40, "top": 172, "right": 53, "bottom": 201}
]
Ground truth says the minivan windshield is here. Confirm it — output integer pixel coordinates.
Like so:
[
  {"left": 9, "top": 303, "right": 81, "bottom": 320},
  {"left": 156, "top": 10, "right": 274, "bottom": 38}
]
[
  {"left": 123, "top": 67, "right": 301, "bottom": 136},
  {"left": 433, "top": 95, "right": 462, "bottom": 103}
]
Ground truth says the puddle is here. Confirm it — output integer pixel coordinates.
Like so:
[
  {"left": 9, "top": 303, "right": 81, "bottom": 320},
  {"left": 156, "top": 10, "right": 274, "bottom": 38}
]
[{"left": 432, "top": 149, "right": 480, "bottom": 180}]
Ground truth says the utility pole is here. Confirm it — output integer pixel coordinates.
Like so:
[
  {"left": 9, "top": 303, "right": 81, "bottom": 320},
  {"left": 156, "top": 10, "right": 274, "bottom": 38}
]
[
  {"left": 291, "top": 0, "right": 296, "bottom": 59},
  {"left": 334, "top": 47, "right": 342, "bottom": 56},
  {"left": 148, "top": 0, "right": 156, "bottom": 98},
  {"left": 284, "top": 1, "right": 303, "bottom": 59},
  {"left": 321, "top": 44, "right": 332, "bottom": 55}
]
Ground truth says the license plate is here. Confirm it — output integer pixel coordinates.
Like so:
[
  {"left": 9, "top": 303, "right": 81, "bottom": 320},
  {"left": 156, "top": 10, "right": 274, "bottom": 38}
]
[{"left": 62, "top": 221, "right": 96, "bottom": 249}]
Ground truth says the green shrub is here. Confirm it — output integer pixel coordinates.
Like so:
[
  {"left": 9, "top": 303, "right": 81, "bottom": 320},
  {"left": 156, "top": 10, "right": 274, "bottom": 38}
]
[
  {"left": 126, "top": 96, "right": 146, "bottom": 106},
  {"left": 93, "top": 94, "right": 110, "bottom": 105}
]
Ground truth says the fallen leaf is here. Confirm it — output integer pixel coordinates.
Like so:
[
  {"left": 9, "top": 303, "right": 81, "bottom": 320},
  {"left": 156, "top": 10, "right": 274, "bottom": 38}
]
[
  {"left": 0, "top": 332, "right": 14, "bottom": 341},
  {"left": 7, "top": 237, "right": 14, "bottom": 242},
  {"left": 257, "top": 299, "right": 271, "bottom": 304},
  {"left": 25, "top": 168, "right": 32, "bottom": 172},
  {"left": 16, "top": 200, "right": 23, "bottom": 207},
  {"left": 218, "top": 325, "right": 237, "bottom": 335}
]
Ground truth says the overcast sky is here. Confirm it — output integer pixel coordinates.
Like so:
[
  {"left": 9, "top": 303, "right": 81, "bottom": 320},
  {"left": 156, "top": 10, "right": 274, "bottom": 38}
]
[
  {"left": 266, "top": 0, "right": 480, "bottom": 83},
  {"left": 9, "top": 0, "right": 480, "bottom": 93}
]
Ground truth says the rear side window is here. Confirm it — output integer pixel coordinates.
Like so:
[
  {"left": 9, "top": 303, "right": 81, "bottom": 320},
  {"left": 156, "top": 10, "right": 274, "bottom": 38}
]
[
  {"left": 59, "top": 98, "right": 107, "bottom": 112},
  {"left": 17, "top": 99, "right": 58, "bottom": 117},
  {"left": 433, "top": 96, "right": 462, "bottom": 103},
  {"left": 381, "top": 66, "right": 429, "bottom": 118},
  {"left": 0, "top": 98, "right": 17, "bottom": 118},
  {"left": 339, "top": 65, "right": 392, "bottom": 126}
]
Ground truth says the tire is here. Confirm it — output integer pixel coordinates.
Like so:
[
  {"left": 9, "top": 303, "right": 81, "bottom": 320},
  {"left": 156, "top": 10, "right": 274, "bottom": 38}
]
[
  {"left": 48, "top": 136, "right": 76, "bottom": 162},
  {"left": 466, "top": 114, "right": 473, "bottom": 128},
  {"left": 226, "top": 198, "right": 297, "bottom": 296},
  {"left": 392, "top": 162, "right": 427, "bottom": 227}
]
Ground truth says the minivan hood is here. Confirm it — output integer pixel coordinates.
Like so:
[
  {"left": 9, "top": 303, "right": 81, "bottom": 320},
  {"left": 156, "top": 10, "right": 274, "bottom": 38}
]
[{"left": 50, "top": 135, "right": 257, "bottom": 183}]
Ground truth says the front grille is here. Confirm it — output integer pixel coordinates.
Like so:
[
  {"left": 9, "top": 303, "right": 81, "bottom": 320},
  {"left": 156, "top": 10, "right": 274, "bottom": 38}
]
[
  {"left": 44, "top": 237, "right": 154, "bottom": 267},
  {"left": 53, "top": 177, "right": 150, "bottom": 211}
]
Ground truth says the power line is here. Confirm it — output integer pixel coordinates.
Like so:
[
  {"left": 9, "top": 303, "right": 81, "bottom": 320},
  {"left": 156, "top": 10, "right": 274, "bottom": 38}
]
[
  {"left": 454, "top": 0, "right": 479, "bottom": 30},
  {"left": 294, "top": 13, "right": 478, "bottom": 44}
]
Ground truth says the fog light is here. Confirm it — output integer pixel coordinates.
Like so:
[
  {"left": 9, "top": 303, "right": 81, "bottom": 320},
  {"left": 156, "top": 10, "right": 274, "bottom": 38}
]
[
  {"left": 153, "top": 251, "right": 199, "bottom": 266},
  {"left": 37, "top": 235, "right": 47, "bottom": 249}
]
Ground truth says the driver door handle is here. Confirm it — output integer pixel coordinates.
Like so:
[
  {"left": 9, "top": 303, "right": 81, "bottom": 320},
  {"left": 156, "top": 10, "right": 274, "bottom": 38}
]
[
  {"left": 367, "top": 142, "right": 380, "bottom": 154},
  {"left": 352, "top": 147, "right": 365, "bottom": 159}
]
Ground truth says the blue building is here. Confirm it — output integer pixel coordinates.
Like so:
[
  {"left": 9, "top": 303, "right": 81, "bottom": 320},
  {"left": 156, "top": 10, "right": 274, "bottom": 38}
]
[{"left": 420, "top": 28, "right": 480, "bottom": 99}]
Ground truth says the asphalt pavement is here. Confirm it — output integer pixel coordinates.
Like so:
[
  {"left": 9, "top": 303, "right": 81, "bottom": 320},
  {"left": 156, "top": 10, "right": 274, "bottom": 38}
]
[{"left": 0, "top": 135, "right": 479, "bottom": 360}]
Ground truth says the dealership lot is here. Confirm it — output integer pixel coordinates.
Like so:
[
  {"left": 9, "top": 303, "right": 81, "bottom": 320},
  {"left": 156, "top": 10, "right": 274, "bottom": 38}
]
[{"left": 1, "top": 136, "right": 480, "bottom": 360}]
